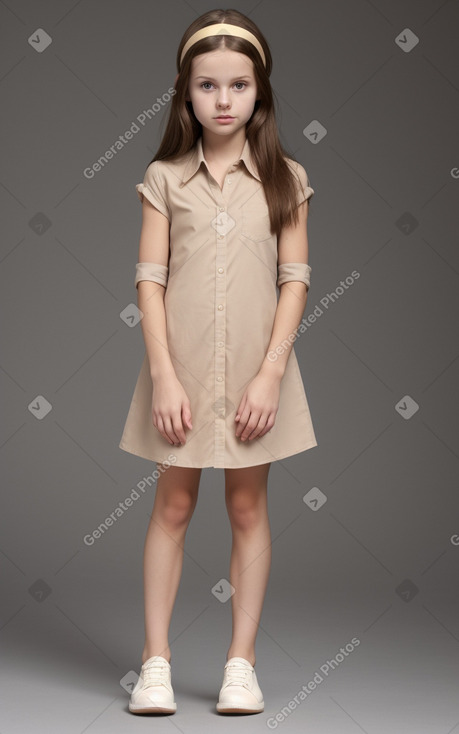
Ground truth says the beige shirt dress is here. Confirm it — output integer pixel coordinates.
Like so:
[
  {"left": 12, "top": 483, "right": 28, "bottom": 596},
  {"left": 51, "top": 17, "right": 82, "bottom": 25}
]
[{"left": 118, "top": 135, "right": 318, "bottom": 468}]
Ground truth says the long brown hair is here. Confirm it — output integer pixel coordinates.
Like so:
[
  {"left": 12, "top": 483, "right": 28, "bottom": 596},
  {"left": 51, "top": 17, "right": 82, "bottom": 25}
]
[{"left": 150, "top": 8, "right": 311, "bottom": 237}]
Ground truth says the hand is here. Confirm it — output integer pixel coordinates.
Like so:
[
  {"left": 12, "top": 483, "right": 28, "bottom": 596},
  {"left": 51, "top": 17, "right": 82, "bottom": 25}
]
[
  {"left": 234, "top": 371, "right": 281, "bottom": 441},
  {"left": 151, "top": 374, "right": 192, "bottom": 446}
]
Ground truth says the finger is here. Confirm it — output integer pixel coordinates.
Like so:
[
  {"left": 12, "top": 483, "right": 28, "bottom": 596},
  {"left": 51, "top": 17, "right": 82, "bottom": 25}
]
[
  {"left": 163, "top": 415, "right": 182, "bottom": 445},
  {"left": 247, "top": 413, "right": 269, "bottom": 440},
  {"left": 182, "top": 403, "right": 193, "bottom": 430},
  {"left": 239, "top": 412, "right": 262, "bottom": 441},
  {"left": 235, "top": 395, "right": 247, "bottom": 423},
  {"left": 156, "top": 415, "right": 174, "bottom": 445},
  {"left": 171, "top": 414, "right": 187, "bottom": 445},
  {"left": 235, "top": 406, "right": 251, "bottom": 437},
  {"left": 256, "top": 414, "right": 275, "bottom": 438}
]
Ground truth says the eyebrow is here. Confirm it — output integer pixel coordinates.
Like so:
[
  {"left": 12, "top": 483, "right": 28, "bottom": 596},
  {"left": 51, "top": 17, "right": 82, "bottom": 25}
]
[{"left": 194, "top": 75, "right": 252, "bottom": 81}]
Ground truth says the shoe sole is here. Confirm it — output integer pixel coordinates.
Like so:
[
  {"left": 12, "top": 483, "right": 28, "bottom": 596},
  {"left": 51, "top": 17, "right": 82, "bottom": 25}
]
[
  {"left": 129, "top": 704, "right": 177, "bottom": 714},
  {"left": 216, "top": 702, "right": 264, "bottom": 713}
]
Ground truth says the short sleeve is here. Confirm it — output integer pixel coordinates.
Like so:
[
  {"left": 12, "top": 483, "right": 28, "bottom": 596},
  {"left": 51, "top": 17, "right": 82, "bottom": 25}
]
[
  {"left": 135, "top": 262, "right": 169, "bottom": 289},
  {"left": 288, "top": 159, "right": 315, "bottom": 207},
  {"left": 277, "top": 263, "right": 312, "bottom": 289},
  {"left": 135, "top": 161, "right": 171, "bottom": 220}
]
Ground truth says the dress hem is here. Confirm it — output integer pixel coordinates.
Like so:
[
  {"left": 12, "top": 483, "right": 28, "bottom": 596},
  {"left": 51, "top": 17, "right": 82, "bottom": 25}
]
[{"left": 118, "top": 438, "right": 318, "bottom": 469}]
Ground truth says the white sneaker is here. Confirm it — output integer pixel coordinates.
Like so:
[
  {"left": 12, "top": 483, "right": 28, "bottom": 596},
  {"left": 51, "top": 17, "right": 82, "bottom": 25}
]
[
  {"left": 216, "top": 657, "right": 264, "bottom": 713},
  {"left": 129, "top": 655, "right": 177, "bottom": 714}
]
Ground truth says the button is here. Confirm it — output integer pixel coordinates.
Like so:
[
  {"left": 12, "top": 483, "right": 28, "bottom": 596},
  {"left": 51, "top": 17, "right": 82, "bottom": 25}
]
[
  {"left": 227, "top": 178, "right": 232, "bottom": 184},
  {"left": 218, "top": 234, "right": 224, "bottom": 239},
  {"left": 217, "top": 376, "right": 223, "bottom": 382},
  {"left": 218, "top": 267, "right": 224, "bottom": 273},
  {"left": 218, "top": 304, "right": 224, "bottom": 310},
  {"left": 219, "top": 207, "right": 225, "bottom": 212},
  {"left": 217, "top": 341, "right": 224, "bottom": 347}
]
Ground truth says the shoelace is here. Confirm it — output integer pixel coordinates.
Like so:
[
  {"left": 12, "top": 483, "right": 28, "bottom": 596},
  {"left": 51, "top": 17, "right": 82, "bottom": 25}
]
[
  {"left": 223, "top": 664, "right": 252, "bottom": 689},
  {"left": 141, "top": 662, "right": 169, "bottom": 689}
]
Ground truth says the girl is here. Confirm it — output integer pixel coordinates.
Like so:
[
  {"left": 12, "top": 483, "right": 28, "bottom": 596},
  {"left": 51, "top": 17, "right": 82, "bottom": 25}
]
[{"left": 119, "top": 8, "right": 317, "bottom": 716}]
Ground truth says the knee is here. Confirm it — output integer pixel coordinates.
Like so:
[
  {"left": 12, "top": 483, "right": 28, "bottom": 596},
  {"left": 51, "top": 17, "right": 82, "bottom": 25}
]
[
  {"left": 226, "top": 491, "right": 264, "bottom": 530},
  {"left": 158, "top": 493, "right": 195, "bottom": 528}
]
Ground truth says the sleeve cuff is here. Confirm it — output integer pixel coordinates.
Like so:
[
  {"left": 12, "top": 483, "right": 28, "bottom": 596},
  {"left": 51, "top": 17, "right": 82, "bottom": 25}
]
[
  {"left": 297, "top": 185, "right": 315, "bottom": 207},
  {"left": 135, "top": 183, "right": 170, "bottom": 220},
  {"left": 277, "top": 262, "right": 312, "bottom": 289},
  {"left": 135, "top": 262, "right": 169, "bottom": 288}
]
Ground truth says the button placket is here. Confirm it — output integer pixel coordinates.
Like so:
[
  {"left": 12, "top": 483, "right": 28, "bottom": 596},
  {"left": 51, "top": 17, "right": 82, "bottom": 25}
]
[
  {"left": 214, "top": 198, "right": 228, "bottom": 466},
  {"left": 210, "top": 166, "right": 238, "bottom": 466}
]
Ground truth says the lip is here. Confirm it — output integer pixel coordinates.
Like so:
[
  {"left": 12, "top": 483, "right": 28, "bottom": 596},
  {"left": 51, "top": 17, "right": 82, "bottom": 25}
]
[
  {"left": 215, "top": 115, "right": 234, "bottom": 119},
  {"left": 215, "top": 116, "right": 235, "bottom": 124}
]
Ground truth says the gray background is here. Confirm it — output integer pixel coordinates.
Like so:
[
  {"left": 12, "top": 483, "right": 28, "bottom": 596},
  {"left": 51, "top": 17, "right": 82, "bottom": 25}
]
[{"left": 1, "top": 0, "right": 458, "bottom": 732}]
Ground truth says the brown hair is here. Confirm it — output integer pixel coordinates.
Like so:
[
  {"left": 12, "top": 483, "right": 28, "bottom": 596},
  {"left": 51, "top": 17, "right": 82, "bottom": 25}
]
[{"left": 150, "top": 8, "right": 311, "bottom": 237}]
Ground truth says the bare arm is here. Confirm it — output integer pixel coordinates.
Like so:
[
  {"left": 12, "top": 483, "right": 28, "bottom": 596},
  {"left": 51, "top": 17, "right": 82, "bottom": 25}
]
[
  {"left": 137, "top": 197, "right": 175, "bottom": 382},
  {"left": 258, "top": 198, "right": 310, "bottom": 380},
  {"left": 136, "top": 197, "right": 192, "bottom": 446},
  {"left": 235, "top": 197, "right": 311, "bottom": 441}
]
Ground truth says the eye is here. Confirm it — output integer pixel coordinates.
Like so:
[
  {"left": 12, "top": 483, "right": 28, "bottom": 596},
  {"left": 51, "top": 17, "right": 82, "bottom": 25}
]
[{"left": 199, "top": 81, "right": 248, "bottom": 90}]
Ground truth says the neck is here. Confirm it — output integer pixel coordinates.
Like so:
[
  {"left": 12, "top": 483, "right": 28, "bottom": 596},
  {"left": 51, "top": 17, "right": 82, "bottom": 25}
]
[{"left": 201, "top": 128, "right": 247, "bottom": 164}]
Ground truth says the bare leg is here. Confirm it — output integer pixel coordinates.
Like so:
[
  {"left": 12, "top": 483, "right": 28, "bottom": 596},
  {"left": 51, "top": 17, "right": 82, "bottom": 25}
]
[
  {"left": 141, "top": 464, "right": 201, "bottom": 664},
  {"left": 224, "top": 463, "right": 271, "bottom": 667}
]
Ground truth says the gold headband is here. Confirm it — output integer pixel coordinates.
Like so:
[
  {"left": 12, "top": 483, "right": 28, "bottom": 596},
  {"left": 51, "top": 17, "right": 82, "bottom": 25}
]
[{"left": 180, "top": 23, "right": 266, "bottom": 69}]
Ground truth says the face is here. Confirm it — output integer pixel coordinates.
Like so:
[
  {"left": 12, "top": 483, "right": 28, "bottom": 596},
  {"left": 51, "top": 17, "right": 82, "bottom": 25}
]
[{"left": 185, "top": 48, "right": 258, "bottom": 136}]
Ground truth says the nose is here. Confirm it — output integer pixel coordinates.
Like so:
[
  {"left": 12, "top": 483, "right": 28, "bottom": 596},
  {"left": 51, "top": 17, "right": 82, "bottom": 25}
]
[{"left": 217, "top": 87, "right": 231, "bottom": 108}]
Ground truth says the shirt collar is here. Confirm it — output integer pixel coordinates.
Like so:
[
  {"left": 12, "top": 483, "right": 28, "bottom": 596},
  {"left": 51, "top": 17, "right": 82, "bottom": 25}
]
[{"left": 180, "top": 135, "right": 261, "bottom": 185}]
